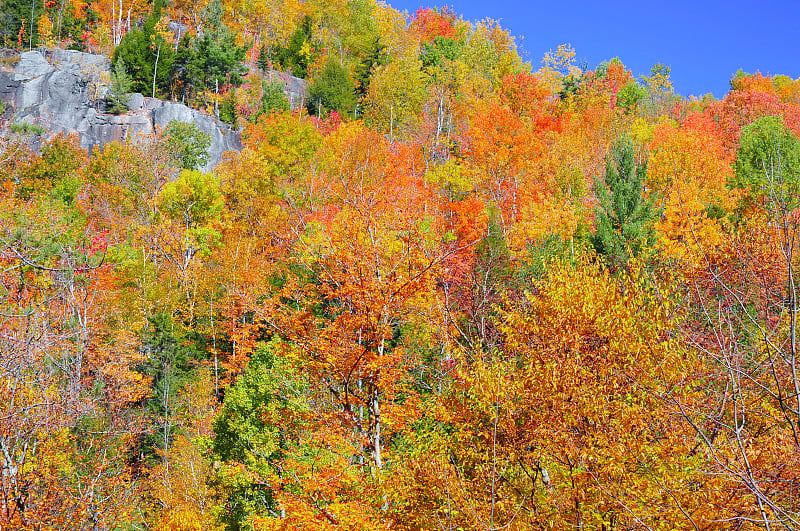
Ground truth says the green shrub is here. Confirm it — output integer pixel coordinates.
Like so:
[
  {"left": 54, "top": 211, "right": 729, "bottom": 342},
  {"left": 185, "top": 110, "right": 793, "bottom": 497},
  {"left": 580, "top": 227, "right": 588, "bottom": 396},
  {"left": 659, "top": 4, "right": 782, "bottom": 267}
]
[{"left": 10, "top": 122, "right": 45, "bottom": 135}]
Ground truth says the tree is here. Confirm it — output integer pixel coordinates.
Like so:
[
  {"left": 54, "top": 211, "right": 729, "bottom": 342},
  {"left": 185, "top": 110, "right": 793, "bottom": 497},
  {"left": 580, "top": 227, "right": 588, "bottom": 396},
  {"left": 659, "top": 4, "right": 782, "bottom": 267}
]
[
  {"left": 0, "top": 0, "right": 43, "bottom": 48},
  {"left": 163, "top": 120, "right": 212, "bottom": 171},
  {"left": 648, "top": 115, "right": 733, "bottom": 265},
  {"left": 497, "top": 258, "right": 709, "bottom": 528},
  {"left": 218, "top": 111, "right": 321, "bottom": 254},
  {"left": 172, "top": 0, "right": 246, "bottom": 105},
  {"left": 443, "top": 201, "right": 514, "bottom": 355},
  {"left": 705, "top": 73, "right": 797, "bottom": 151},
  {"left": 641, "top": 62, "right": 676, "bottom": 118},
  {"left": 152, "top": 170, "right": 225, "bottom": 307},
  {"left": 463, "top": 101, "right": 541, "bottom": 225},
  {"left": 0, "top": 146, "right": 149, "bottom": 528},
  {"left": 212, "top": 339, "right": 310, "bottom": 528},
  {"left": 364, "top": 52, "right": 425, "bottom": 139},
  {"left": 37, "top": 12, "right": 54, "bottom": 47},
  {"left": 273, "top": 15, "right": 317, "bottom": 78},
  {"left": 108, "top": 58, "right": 133, "bottom": 114},
  {"left": 394, "top": 257, "right": 708, "bottom": 530},
  {"left": 150, "top": 15, "right": 174, "bottom": 98},
  {"left": 15, "top": 133, "right": 85, "bottom": 203},
  {"left": 216, "top": 122, "right": 449, "bottom": 526},
  {"left": 218, "top": 89, "right": 238, "bottom": 126},
  {"left": 113, "top": 0, "right": 175, "bottom": 97},
  {"left": 667, "top": 115, "right": 800, "bottom": 529},
  {"left": 418, "top": 32, "right": 468, "bottom": 159},
  {"left": 354, "top": 37, "right": 388, "bottom": 98},
  {"left": 306, "top": 58, "right": 357, "bottom": 117},
  {"left": 536, "top": 43, "right": 583, "bottom": 96},
  {"left": 410, "top": 7, "right": 456, "bottom": 43},
  {"left": 260, "top": 77, "right": 290, "bottom": 116},
  {"left": 137, "top": 312, "right": 195, "bottom": 462},
  {"left": 616, "top": 80, "right": 647, "bottom": 113},
  {"left": 146, "top": 369, "right": 219, "bottom": 529},
  {"left": 83, "top": 139, "right": 172, "bottom": 238},
  {"left": 592, "top": 137, "right": 658, "bottom": 269},
  {"left": 733, "top": 114, "right": 800, "bottom": 214}
]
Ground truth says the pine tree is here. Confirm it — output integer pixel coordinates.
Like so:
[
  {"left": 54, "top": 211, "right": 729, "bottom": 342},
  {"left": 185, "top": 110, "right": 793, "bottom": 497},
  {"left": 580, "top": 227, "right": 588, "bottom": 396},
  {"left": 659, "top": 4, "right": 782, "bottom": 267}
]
[
  {"left": 172, "top": 0, "right": 246, "bottom": 103},
  {"left": 257, "top": 44, "right": 271, "bottom": 71},
  {"left": 113, "top": 0, "right": 174, "bottom": 97},
  {"left": 108, "top": 59, "right": 133, "bottom": 114},
  {"left": 354, "top": 37, "right": 388, "bottom": 98},
  {"left": 592, "top": 137, "right": 658, "bottom": 269}
]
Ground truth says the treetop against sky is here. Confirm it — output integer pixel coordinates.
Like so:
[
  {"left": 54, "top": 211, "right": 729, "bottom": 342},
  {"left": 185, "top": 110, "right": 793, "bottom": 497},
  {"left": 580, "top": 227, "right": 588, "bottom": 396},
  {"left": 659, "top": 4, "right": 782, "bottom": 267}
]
[{"left": 389, "top": 0, "right": 800, "bottom": 98}]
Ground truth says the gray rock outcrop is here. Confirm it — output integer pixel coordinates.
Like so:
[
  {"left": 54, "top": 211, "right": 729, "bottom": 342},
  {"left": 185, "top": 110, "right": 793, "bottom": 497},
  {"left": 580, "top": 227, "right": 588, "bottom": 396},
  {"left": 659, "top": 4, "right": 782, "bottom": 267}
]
[
  {"left": 264, "top": 70, "right": 307, "bottom": 110},
  {"left": 0, "top": 49, "right": 242, "bottom": 172}
]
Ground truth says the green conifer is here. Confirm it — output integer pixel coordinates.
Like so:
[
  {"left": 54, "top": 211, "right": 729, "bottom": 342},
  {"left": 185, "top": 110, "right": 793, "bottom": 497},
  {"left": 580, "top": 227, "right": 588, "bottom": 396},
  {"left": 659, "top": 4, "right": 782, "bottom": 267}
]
[
  {"left": 108, "top": 59, "right": 133, "bottom": 114},
  {"left": 306, "top": 59, "right": 357, "bottom": 117},
  {"left": 592, "top": 137, "right": 658, "bottom": 269}
]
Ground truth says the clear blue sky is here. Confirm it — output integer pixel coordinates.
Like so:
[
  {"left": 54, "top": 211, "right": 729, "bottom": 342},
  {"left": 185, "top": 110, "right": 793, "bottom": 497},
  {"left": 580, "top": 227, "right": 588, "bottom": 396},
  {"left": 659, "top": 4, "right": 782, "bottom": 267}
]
[{"left": 386, "top": 0, "right": 800, "bottom": 99}]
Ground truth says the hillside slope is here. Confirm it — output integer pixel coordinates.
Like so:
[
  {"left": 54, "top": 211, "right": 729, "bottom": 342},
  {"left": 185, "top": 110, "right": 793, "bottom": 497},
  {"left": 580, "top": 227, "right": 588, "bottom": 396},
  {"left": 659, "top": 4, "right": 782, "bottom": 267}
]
[{"left": 0, "top": 49, "right": 242, "bottom": 171}]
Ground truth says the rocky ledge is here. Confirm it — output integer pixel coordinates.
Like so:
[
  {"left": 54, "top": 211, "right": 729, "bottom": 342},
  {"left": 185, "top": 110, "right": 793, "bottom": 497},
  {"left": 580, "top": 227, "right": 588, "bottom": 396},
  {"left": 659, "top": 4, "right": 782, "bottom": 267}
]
[{"left": 0, "top": 49, "right": 243, "bottom": 173}]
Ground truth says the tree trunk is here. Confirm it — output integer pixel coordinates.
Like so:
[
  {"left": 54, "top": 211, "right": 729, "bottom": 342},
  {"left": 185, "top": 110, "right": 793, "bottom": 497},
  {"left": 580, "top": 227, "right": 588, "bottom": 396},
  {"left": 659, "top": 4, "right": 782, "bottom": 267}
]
[
  {"left": 369, "top": 390, "right": 381, "bottom": 470},
  {"left": 152, "top": 41, "right": 161, "bottom": 99}
]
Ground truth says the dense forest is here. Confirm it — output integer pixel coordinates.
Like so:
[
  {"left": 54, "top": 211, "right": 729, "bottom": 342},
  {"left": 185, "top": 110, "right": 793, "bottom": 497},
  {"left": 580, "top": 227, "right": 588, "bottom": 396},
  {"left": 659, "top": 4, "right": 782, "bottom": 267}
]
[{"left": 1, "top": 0, "right": 800, "bottom": 529}]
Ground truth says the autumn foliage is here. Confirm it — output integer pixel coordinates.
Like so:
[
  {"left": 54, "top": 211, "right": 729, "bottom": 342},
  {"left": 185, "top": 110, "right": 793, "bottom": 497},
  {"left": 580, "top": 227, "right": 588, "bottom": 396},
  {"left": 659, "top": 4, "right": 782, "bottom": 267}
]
[{"left": 2, "top": 2, "right": 800, "bottom": 530}]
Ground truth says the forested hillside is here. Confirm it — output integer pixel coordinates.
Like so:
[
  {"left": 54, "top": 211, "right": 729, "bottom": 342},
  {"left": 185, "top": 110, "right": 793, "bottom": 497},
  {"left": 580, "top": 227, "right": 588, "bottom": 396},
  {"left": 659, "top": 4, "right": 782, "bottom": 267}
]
[{"left": 1, "top": 0, "right": 800, "bottom": 529}]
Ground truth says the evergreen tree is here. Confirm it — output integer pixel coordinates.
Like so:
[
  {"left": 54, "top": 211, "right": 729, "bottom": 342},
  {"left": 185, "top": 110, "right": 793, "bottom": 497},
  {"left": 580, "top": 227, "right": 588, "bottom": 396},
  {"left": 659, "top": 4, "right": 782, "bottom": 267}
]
[
  {"left": 273, "top": 15, "right": 316, "bottom": 78},
  {"left": 113, "top": 0, "right": 174, "bottom": 97},
  {"left": 219, "top": 90, "right": 238, "bottom": 126},
  {"left": 172, "top": 0, "right": 246, "bottom": 104},
  {"left": 0, "top": 0, "right": 43, "bottom": 48},
  {"left": 113, "top": 29, "right": 149, "bottom": 91},
  {"left": 260, "top": 78, "right": 290, "bottom": 116},
  {"left": 107, "top": 58, "right": 133, "bottom": 114},
  {"left": 354, "top": 37, "right": 388, "bottom": 99},
  {"left": 591, "top": 137, "right": 658, "bottom": 269},
  {"left": 257, "top": 43, "right": 271, "bottom": 71},
  {"left": 306, "top": 58, "right": 356, "bottom": 117},
  {"left": 137, "top": 313, "right": 198, "bottom": 462},
  {"left": 171, "top": 33, "right": 195, "bottom": 102}
]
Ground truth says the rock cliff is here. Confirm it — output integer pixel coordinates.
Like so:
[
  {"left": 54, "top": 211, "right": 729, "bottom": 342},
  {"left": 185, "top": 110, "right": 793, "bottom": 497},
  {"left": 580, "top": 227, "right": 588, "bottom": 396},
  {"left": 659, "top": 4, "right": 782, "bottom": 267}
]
[{"left": 0, "top": 49, "right": 245, "bottom": 173}]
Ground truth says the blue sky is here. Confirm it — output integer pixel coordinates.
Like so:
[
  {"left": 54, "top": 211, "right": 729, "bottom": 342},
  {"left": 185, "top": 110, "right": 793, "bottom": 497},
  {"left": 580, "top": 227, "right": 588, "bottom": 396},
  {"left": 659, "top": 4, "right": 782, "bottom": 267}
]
[{"left": 386, "top": 0, "right": 800, "bottom": 99}]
